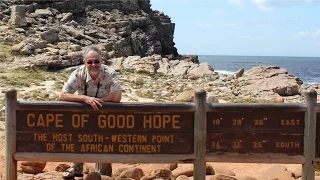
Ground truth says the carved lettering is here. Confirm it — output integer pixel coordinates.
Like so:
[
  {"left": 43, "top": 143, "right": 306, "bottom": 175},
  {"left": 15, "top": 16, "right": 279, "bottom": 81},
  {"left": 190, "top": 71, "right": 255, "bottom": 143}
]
[
  {"left": 112, "top": 134, "right": 147, "bottom": 143},
  {"left": 98, "top": 115, "right": 135, "bottom": 128},
  {"left": 72, "top": 114, "right": 88, "bottom": 128},
  {"left": 78, "top": 134, "right": 104, "bottom": 143},
  {"left": 276, "top": 142, "right": 300, "bottom": 148},
  {"left": 27, "top": 113, "right": 63, "bottom": 127},
  {"left": 254, "top": 118, "right": 267, "bottom": 126},
  {"left": 52, "top": 133, "right": 72, "bottom": 142},
  {"left": 211, "top": 141, "right": 221, "bottom": 149},
  {"left": 151, "top": 135, "right": 174, "bottom": 143},
  {"left": 61, "top": 143, "right": 75, "bottom": 152},
  {"left": 232, "top": 118, "right": 243, "bottom": 126},
  {"left": 143, "top": 115, "right": 180, "bottom": 129},
  {"left": 80, "top": 144, "right": 114, "bottom": 153},
  {"left": 33, "top": 133, "right": 47, "bottom": 141},
  {"left": 280, "top": 119, "right": 301, "bottom": 126},
  {"left": 118, "top": 144, "right": 161, "bottom": 153},
  {"left": 212, "top": 118, "right": 221, "bottom": 125}
]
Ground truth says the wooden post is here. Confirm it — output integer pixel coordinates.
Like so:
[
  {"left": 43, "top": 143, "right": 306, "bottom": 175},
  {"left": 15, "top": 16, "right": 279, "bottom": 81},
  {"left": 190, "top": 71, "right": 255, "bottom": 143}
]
[
  {"left": 194, "top": 89, "right": 207, "bottom": 180},
  {"left": 5, "top": 89, "right": 17, "bottom": 180},
  {"left": 302, "top": 89, "right": 317, "bottom": 180}
]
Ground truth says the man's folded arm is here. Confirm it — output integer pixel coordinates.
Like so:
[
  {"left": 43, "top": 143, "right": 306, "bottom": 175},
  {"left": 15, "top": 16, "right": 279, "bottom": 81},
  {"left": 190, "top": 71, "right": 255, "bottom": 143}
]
[{"left": 99, "top": 90, "right": 122, "bottom": 102}]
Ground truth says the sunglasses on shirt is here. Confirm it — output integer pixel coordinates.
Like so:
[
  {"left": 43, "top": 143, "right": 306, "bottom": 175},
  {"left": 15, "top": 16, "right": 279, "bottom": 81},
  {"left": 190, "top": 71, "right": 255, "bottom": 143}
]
[{"left": 86, "top": 60, "right": 100, "bottom": 64}]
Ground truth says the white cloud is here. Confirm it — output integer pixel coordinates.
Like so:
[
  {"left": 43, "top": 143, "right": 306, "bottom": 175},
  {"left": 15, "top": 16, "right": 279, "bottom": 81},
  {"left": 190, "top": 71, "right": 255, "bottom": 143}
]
[
  {"left": 252, "top": 0, "right": 274, "bottom": 11},
  {"left": 294, "top": 31, "right": 310, "bottom": 37},
  {"left": 196, "top": 23, "right": 212, "bottom": 28},
  {"left": 219, "top": 22, "right": 242, "bottom": 28},
  {"left": 252, "top": 0, "right": 316, "bottom": 11},
  {"left": 229, "top": 0, "right": 242, "bottom": 6},
  {"left": 238, "top": 36, "right": 252, "bottom": 40},
  {"left": 213, "top": 9, "right": 225, "bottom": 15},
  {"left": 294, "top": 30, "right": 320, "bottom": 37},
  {"left": 314, "top": 30, "right": 320, "bottom": 37}
]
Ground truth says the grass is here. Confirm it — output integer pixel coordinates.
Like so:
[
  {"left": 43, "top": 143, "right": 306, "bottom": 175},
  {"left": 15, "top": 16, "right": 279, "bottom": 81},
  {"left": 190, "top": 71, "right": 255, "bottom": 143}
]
[
  {"left": 0, "top": 65, "right": 72, "bottom": 110},
  {"left": 0, "top": 41, "right": 13, "bottom": 62},
  {"left": 136, "top": 89, "right": 154, "bottom": 98},
  {"left": 0, "top": 67, "right": 70, "bottom": 89}
]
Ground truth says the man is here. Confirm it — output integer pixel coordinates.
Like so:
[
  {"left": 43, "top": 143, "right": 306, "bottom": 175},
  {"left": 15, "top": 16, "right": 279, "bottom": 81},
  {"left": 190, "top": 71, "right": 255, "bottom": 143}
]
[{"left": 59, "top": 45, "right": 122, "bottom": 179}]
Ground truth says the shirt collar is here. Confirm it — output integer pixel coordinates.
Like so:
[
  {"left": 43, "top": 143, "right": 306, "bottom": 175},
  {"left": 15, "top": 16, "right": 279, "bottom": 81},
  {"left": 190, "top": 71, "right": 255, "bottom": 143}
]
[{"left": 85, "top": 67, "right": 103, "bottom": 83}]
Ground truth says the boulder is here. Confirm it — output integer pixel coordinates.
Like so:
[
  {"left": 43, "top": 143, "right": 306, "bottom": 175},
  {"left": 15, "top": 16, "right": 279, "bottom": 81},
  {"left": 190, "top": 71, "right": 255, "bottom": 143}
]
[{"left": 19, "top": 161, "right": 46, "bottom": 174}]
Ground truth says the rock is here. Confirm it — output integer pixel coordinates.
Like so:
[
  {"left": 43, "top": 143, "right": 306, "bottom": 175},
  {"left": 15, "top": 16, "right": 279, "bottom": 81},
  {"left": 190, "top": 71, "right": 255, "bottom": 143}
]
[
  {"left": 175, "top": 175, "right": 189, "bottom": 180},
  {"left": 209, "top": 174, "right": 237, "bottom": 180},
  {"left": 228, "top": 68, "right": 244, "bottom": 80},
  {"left": 188, "top": 62, "right": 214, "bottom": 78},
  {"left": 10, "top": 5, "right": 27, "bottom": 27},
  {"left": 273, "top": 171, "right": 295, "bottom": 180},
  {"left": 141, "top": 168, "right": 171, "bottom": 180},
  {"left": 19, "top": 161, "right": 46, "bottom": 174},
  {"left": 55, "top": 163, "right": 70, "bottom": 172},
  {"left": 174, "top": 90, "right": 194, "bottom": 102},
  {"left": 207, "top": 96, "right": 219, "bottom": 103},
  {"left": 236, "top": 66, "right": 302, "bottom": 99},
  {"left": 118, "top": 167, "right": 144, "bottom": 180},
  {"left": 35, "top": 9, "right": 53, "bottom": 17},
  {"left": 172, "top": 164, "right": 214, "bottom": 178},
  {"left": 85, "top": 172, "right": 101, "bottom": 180},
  {"left": 113, "top": 164, "right": 137, "bottom": 177},
  {"left": 314, "top": 161, "right": 320, "bottom": 170},
  {"left": 40, "top": 29, "right": 59, "bottom": 43},
  {"left": 212, "top": 166, "right": 235, "bottom": 176},
  {"left": 263, "top": 165, "right": 287, "bottom": 177}
]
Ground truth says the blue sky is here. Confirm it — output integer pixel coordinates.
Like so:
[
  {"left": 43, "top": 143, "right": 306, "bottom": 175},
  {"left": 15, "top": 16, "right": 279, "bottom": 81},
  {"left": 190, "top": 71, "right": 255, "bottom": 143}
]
[{"left": 151, "top": 0, "right": 320, "bottom": 57}]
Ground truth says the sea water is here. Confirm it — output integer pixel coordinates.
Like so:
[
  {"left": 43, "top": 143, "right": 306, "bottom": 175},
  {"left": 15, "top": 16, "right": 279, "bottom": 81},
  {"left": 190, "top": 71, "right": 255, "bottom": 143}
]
[{"left": 199, "top": 55, "right": 320, "bottom": 84}]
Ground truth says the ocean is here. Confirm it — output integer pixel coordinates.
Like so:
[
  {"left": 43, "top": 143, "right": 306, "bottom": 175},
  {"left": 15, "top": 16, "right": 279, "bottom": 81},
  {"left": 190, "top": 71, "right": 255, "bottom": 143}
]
[{"left": 199, "top": 55, "right": 320, "bottom": 84}]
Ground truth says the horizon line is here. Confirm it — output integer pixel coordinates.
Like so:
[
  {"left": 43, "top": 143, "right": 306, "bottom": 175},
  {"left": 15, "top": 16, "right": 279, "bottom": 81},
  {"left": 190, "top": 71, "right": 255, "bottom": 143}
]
[{"left": 192, "top": 54, "right": 320, "bottom": 58}]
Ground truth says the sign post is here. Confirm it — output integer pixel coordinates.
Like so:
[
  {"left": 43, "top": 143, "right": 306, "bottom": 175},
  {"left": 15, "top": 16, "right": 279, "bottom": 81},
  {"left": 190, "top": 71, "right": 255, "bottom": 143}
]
[
  {"left": 5, "top": 89, "right": 17, "bottom": 180},
  {"left": 194, "top": 89, "right": 207, "bottom": 180},
  {"left": 302, "top": 89, "right": 317, "bottom": 180}
]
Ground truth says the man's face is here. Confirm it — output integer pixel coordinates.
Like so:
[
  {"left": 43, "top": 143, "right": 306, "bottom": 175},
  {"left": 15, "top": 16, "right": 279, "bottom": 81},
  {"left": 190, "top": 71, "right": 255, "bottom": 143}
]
[{"left": 84, "top": 50, "right": 102, "bottom": 77}]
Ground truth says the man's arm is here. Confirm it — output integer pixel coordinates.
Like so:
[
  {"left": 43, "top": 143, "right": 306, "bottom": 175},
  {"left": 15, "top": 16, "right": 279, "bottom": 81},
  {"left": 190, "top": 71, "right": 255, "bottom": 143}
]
[
  {"left": 59, "top": 91, "right": 87, "bottom": 102},
  {"left": 59, "top": 91, "right": 103, "bottom": 110},
  {"left": 99, "top": 90, "right": 122, "bottom": 102}
]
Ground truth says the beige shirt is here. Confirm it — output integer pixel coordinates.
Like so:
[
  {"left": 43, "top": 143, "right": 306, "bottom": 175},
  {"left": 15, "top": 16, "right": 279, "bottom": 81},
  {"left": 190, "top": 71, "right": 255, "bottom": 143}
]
[{"left": 62, "top": 65, "right": 122, "bottom": 98}]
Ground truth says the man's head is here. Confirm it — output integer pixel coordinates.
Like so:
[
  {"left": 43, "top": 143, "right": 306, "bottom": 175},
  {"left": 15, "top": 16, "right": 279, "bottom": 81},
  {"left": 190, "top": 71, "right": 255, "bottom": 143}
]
[{"left": 83, "top": 46, "right": 102, "bottom": 78}]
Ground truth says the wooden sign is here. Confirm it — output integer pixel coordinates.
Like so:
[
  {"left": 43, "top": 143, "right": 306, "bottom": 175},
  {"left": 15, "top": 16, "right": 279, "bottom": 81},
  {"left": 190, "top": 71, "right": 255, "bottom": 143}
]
[
  {"left": 317, "top": 112, "right": 320, "bottom": 158},
  {"left": 16, "top": 109, "right": 194, "bottom": 154},
  {"left": 207, "top": 133, "right": 303, "bottom": 155},
  {"left": 206, "top": 107, "right": 305, "bottom": 155},
  {"left": 207, "top": 111, "right": 305, "bottom": 133}
]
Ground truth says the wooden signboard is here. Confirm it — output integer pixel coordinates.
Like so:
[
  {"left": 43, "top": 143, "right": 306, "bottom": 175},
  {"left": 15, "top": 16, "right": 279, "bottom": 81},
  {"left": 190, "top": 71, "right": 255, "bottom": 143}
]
[
  {"left": 206, "top": 105, "right": 305, "bottom": 156},
  {"left": 16, "top": 107, "right": 194, "bottom": 154},
  {"left": 5, "top": 89, "right": 319, "bottom": 180},
  {"left": 317, "top": 111, "right": 320, "bottom": 158}
]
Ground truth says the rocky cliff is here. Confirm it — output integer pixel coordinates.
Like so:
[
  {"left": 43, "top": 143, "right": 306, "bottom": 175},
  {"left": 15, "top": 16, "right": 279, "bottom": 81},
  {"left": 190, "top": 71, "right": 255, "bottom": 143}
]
[{"left": 0, "top": 0, "right": 178, "bottom": 63}]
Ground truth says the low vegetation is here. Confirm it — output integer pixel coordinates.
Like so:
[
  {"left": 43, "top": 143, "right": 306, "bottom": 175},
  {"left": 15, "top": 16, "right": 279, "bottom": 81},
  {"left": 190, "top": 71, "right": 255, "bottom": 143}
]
[{"left": 0, "top": 41, "right": 13, "bottom": 62}]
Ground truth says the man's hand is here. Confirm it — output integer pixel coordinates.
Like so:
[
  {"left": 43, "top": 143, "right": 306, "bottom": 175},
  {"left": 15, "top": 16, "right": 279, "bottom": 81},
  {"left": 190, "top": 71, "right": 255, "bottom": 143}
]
[{"left": 84, "top": 96, "right": 103, "bottom": 110}]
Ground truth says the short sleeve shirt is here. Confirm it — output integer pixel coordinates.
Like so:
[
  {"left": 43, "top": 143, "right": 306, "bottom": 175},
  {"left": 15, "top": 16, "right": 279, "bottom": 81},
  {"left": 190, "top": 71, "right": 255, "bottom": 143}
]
[{"left": 62, "top": 65, "right": 122, "bottom": 98}]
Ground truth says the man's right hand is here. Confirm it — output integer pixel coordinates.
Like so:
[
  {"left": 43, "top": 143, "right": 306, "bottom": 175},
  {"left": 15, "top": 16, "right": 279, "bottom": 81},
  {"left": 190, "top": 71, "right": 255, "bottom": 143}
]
[{"left": 84, "top": 97, "right": 103, "bottom": 110}]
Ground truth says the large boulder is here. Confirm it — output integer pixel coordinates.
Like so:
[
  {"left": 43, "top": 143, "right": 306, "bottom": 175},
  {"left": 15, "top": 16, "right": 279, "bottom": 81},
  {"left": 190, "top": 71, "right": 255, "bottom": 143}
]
[{"left": 238, "top": 66, "right": 302, "bottom": 96}]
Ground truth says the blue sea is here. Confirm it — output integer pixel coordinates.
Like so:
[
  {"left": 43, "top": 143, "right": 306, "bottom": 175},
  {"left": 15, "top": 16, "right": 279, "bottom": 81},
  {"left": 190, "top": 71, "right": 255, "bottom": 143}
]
[{"left": 199, "top": 55, "right": 320, "bottom": 84}]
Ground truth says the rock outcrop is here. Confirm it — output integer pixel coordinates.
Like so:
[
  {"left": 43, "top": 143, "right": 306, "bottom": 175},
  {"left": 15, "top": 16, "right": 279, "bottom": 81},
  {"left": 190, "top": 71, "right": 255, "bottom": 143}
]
[{"left": 0, "top": 0, "right": 178, "bottom": 69}]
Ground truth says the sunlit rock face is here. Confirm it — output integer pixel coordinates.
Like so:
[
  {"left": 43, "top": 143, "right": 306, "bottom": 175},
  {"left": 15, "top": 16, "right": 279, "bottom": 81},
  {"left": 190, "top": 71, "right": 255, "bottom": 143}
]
[{"left": 5, "top": 0, "right": 177, "bottom": 58}]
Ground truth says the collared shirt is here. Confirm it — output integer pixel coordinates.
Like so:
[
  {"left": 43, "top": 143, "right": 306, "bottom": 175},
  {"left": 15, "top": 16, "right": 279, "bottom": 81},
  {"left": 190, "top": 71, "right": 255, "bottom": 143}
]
[{"left": 62, "top": 64, "right": 122, "bottom": 98}]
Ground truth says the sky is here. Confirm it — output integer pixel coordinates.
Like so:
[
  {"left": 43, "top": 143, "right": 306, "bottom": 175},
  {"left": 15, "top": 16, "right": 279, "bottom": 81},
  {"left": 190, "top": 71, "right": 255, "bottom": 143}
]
[{"left": 150, "top": 0, "right": 320, "bottom": 57}]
